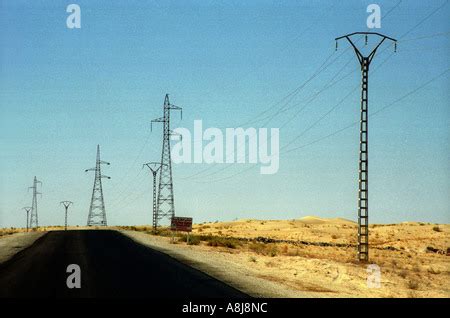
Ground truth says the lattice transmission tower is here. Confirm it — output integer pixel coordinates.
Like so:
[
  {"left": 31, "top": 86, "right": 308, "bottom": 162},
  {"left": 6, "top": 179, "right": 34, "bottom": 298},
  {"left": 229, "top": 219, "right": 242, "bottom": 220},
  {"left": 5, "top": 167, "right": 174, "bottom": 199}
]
[
  {"left": 335, "top": 32, "right": 397, "bottom": 262},
  {"left": 22, "top": 207, "right": 32, "bottom": 232},
  {"left": 28, "top": 176, "right": 42, "bottom": 229},
  {"left": 60, "top": 201, "right": 73, "bottom": 231},
  {"left": 151, "top": 94, "right": 182, "bottom": 227},
  {"left": 85, "top": 145, "right": 110, "bottom": 226},
  {"left": 143, "top": 162, "right": 166, "bottom": 232}
]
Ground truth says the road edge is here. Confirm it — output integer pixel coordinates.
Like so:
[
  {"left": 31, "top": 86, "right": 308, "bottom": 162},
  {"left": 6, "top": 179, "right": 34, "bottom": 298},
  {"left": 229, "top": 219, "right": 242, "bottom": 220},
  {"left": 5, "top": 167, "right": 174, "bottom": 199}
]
[
  {"left": 119, "top": 230, "right": 315, "bottom": 298},
  {"left": 0, "top": 232, "right": 47, "bottom": 265}
]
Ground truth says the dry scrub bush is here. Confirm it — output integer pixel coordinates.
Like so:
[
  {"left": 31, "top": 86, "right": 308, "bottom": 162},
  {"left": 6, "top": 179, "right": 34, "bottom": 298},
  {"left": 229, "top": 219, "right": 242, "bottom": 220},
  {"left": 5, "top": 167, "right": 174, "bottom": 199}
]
[
  {"left": 265, "top": 261, "right": 276, "bottom": 267},
  {"left": 408, "top": 280, "right": 419, "bottom": 290},
  {"left": 206, "top": 237, "right": 239, "bottom": 249},
  {"left": 399, "top": 270, "right": 408, "bottom": 279},
  {"left": 427, "top": 267, "right": 441, "bottom": 275},
  {"left": 249, "top": 242, "right": 278, "bottom": 257},
  {"left": 178, "top": 234, "right": 201, "bottom": 245},
  {"left": 432, "top": 226, "right": 442, "bottom": 232}
]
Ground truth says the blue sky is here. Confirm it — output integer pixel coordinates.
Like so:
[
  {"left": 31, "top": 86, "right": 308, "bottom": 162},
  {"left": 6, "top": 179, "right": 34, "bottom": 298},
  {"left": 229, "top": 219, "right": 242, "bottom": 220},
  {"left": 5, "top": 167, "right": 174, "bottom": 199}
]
[{"left": 1, "top": 0, "right": 449, "bottom": 228}]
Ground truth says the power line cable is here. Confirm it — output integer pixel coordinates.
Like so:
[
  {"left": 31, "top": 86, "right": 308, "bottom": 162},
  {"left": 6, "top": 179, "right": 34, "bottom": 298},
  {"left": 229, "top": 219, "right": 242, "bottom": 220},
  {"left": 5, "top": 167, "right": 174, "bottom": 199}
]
[
  {"left": 196, "top": 68, "right": 449, "bottom": 183},
  {"left": 195, "top": 1, "right": 445, "bottom": 182},
  {"left": 283, "top": 68, "right": 450, "bottom": 155}
]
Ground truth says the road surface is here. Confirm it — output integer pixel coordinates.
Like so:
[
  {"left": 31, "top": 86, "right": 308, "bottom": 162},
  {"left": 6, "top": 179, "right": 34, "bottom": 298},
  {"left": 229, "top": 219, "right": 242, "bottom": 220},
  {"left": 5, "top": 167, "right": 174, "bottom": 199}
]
[{"left": 0, "top": 230, "right": 248, "bottom": 298}]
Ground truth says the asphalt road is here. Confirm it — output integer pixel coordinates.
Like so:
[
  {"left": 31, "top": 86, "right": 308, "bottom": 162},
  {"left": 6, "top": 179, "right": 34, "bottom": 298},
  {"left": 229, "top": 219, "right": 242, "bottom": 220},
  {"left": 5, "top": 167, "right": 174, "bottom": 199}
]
[{"left": 0, "top": 230, "right": 248, "bottom": 298}]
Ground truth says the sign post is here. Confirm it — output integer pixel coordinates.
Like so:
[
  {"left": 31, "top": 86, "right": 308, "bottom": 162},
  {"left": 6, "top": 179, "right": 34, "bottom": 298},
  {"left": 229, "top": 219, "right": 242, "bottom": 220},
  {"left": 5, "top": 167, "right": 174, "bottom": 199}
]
[{"left": 170, "top": 217, "right": 193, "bottom": 244}]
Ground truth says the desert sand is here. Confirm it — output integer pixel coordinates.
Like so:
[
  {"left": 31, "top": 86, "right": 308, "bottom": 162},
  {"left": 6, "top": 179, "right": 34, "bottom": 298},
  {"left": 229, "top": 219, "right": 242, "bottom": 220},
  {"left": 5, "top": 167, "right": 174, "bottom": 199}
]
[
  {"left": 2, "top": 217, "right": 449, "bottom": 297},
  {"left": 186, "top": 217, "right": 450, "bottom": 297},
  {"left": 118, "top": 217, "right": 449, "bottom": 297}
]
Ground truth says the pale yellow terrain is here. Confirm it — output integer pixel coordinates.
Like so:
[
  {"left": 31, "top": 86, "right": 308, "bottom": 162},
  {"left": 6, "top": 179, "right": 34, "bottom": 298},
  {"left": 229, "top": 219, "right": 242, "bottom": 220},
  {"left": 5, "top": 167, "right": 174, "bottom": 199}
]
[
  {"left": 186, "top": 217, "right": 450, "bottom": 297},
  {"left": 2, "top": 217, "right": 449, "bottom": 298}
]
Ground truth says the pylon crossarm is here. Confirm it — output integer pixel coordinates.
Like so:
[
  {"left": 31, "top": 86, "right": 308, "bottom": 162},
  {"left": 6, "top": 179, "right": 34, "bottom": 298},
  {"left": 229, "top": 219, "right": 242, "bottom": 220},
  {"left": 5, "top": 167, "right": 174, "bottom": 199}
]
[
  {"left": 85, "top": 168, "right": 96, "bottom": 172},
  {"left": 143, "top": 162, "right": 164, "bottom": 174},
  {"left": 60, "top": 201, "right": 73, "bottom": 208},
  {"left": 336, "top": 32, "right": 397, "bottom": 66},
  {"left": 143, "top": 161, "right": 163, "bottom": 167},
  {"left": 347, "top": 37, "right": 364, "bottom": 64},
  {"left": 169, "top": 130, "right": 183, "bottom": 141},
  {"left": 335, "top": 32, "right": 396, "bottom": 42},
  {"left": 169, "top": 103, "right": 182, "bottom": 109},
  {"left": 28, "top": 188, "right": 42, "bottom": 197},
  {"left": 151, "top": 117, "right": 165, "bottom": 131},
  {"left": 169, "top": 104, "right": 183, "bottom": 119},
  {"left": 99, "top": 160, "right": 110, "bottom": 165},
  {"left": 367, "top": 37, "right": 387, "bottom": 64},
  {"left": 101, "top": 175, "right": 111, "bottom": 179},
  {"left": 23, "top": 207, "right": 30, "bottom": 216}
]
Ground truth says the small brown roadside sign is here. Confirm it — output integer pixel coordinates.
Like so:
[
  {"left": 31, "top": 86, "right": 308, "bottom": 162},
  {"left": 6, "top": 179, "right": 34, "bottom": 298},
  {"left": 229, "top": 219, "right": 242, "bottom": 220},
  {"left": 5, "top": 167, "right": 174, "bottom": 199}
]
[{"left": 171, "top": 217, "right": 193, "bottom": 232}]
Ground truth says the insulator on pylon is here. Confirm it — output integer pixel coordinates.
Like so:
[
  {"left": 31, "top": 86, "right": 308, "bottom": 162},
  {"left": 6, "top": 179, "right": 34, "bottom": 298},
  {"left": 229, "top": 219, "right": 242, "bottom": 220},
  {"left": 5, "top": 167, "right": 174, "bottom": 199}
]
[
  {"left": 365, "top": 35, "right": 368, "bottom": 45},
  {"left": 335, "top": 41, "right": 338, "bottom": 51},
  {"left": 394, "top": 42, "right": 397, "bottom": 53}
]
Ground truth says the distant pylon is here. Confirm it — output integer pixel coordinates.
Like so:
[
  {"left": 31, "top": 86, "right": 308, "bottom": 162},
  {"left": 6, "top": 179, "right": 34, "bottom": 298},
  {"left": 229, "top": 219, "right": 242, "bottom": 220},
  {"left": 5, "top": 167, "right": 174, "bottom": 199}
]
[
  {"left": 60, "top": 201, "right": 73, "bottom": 231},
  {"left": 28, "top": 176, "right": 42, "bottom": 229},
  {"left": 151, "top": 94, "right": 182, "bottom": 226},
  {"left": 143, "top": 162, "right": 166, "bottom": 232},
  {"left": 335, "top": 32, "right": 397, "bottom": 262},
  {"left": 22, "top": 207, "right": 32, "bottom": 232},
  {"left": 85, "top": 145, "right": 110, "bottom": 226}
]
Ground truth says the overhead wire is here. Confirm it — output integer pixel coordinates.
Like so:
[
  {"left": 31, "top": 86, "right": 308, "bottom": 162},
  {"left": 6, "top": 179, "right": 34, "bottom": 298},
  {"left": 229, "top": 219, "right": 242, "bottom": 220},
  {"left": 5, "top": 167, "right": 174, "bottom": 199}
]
[
  {"left": 180, "top": 0, "right": 408, "bottom": 181},
  {"left": 194, "top": 0, "right": 447, "bottom": 183}
]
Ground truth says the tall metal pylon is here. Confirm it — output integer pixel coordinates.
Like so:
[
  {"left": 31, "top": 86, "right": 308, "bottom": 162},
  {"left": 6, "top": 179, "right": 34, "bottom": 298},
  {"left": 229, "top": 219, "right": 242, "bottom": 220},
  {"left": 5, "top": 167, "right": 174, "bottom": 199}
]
[
  {"left": 85, "top": 145, "right": 110, "bottom": 226},
  {"left": 143, "top": 162, "right": 166, "bottom": 232},
  {"left": 151, "top": 94, "right": 182, "bottom": 226},
  {"left": 60, "top": 201, "right": 73, "bottom": 231},
  {"left": 22, "top": 207, "right": 32, "bottom": 232},
  {"left": 335, "top": 32, "right": 397, "bottom": 262},
  {"left": 28, "top": 176, "right": 42, "bottom": 229}
]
